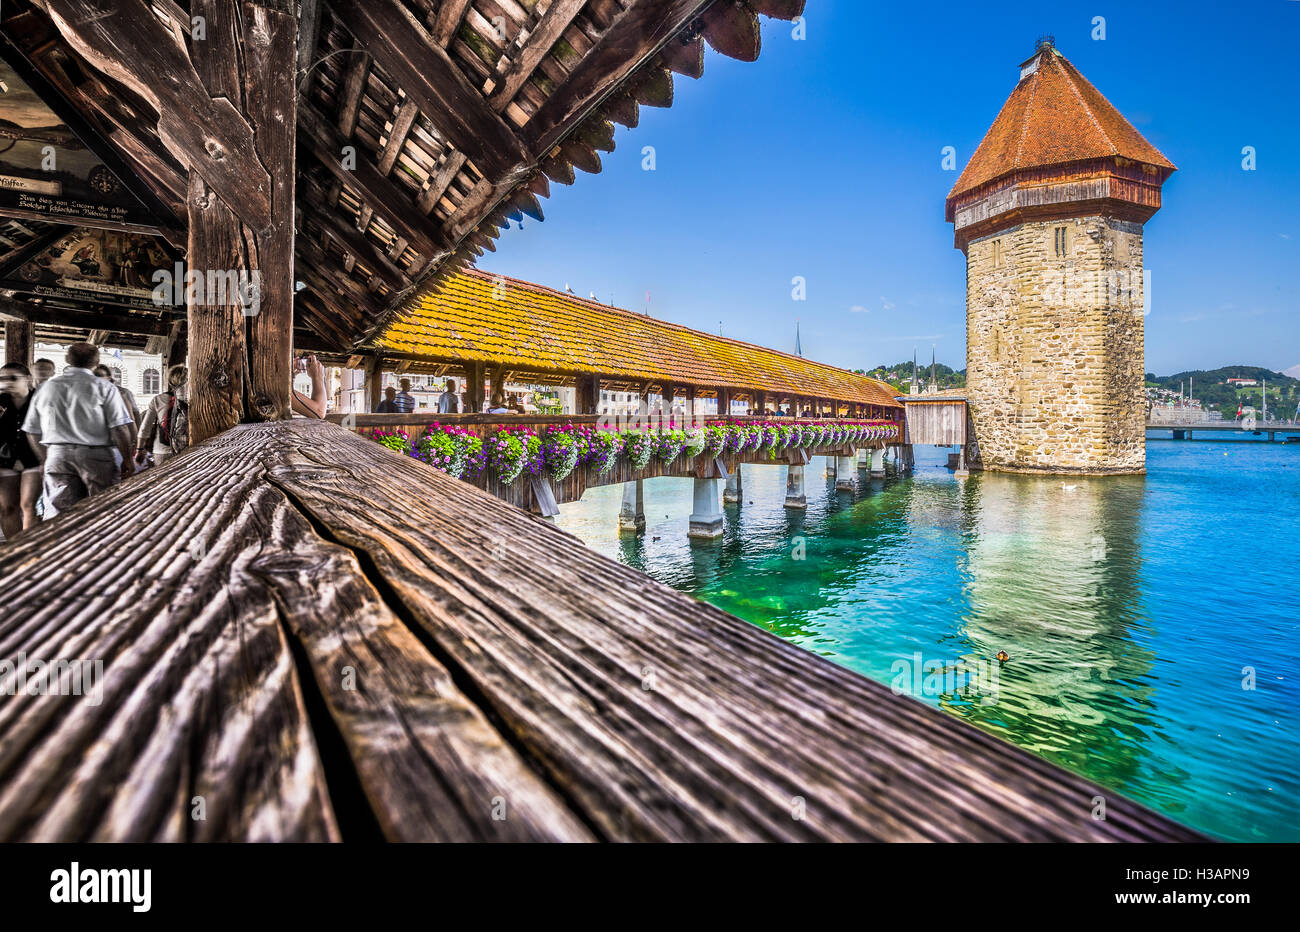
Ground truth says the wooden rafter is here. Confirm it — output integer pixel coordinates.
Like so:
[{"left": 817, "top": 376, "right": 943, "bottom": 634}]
[
  {"left": 331, "top": 0, "right": 530, "bottom": 183},
  {"left": 296, "top": 105, "right": 447, "bottom": 257},
  {"left": 336, "top": 41, "right": 372, "bottom": 138},
  {"left": 429, "top": 0, "right": 473, "bottom": 47},
  {"left": 487, "top": 0, "right": 587, "bottom": 111},
  {"left": 0, "top": 297, "right": 173, "bottom": 336},
  {"left": 34, "top": 0, "right": 273, "bottom": 234},
  {"left": 522, "top": 0, "right": 717, "bottom": 156}
]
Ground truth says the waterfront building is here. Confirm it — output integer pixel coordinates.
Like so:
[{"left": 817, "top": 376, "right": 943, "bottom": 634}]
[{"left": 947, "top": 39, "right": 1176, "bottom": 474}]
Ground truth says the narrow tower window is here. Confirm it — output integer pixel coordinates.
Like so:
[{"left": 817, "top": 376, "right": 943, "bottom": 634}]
[
  {"left": 992, "top": 239, "right": 1003, "bottom": 268},
  {"left": 1053, "top": 226, "right": 1069, "bottom": 257}
]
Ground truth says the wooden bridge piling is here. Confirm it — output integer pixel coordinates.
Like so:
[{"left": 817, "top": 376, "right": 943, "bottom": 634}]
[
  {"left": 723, "top": 468, "right": 743, "bottom": 504},
  {"left": 617, "top": 480, "right": 645, "bottom": 536},
  {"left": 785, "top": 464, "right": 808, "bottom": 510},
  {"left": 687, "top": 477, "right": 725, "bottom": 539},
  {"left": 835, "top": 455, "right": 858, "bottom": 491}
]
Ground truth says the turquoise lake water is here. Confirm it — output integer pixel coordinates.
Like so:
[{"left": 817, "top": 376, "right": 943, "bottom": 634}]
[{"left": 555, "top": 435, "right": 1300, "bottom": 841}]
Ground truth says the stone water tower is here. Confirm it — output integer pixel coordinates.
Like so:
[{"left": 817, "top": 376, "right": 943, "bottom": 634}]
[{"left": 946, "top": 39, "right": 1175, "bottom": 474}]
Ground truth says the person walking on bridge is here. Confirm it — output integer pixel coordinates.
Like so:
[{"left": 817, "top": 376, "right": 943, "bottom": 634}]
[{"left": 22, "top": 342, "right": 133, "bottom": 517}]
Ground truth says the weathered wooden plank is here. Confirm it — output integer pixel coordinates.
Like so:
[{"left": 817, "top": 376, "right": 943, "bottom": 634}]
[
  {"left": 268, "top": 421, "right": 1203, "bottom": 841},
  {"left": 0, "top": 422, "right": 594, "bottom": 841},
  {"left": 0, "top": 435, "right": 338, "bottom": 841}
]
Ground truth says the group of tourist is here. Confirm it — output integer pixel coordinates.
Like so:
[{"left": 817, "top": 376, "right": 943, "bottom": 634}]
[
  {"left": 0, "top": 345, "right": 328, "bottom": 542},
  {"left": 0, "top": 342, "right": 189, "bottom": 541},
  {"left": 0, "top": 343, "right": 188, "bottom": 538},
  {"left": 374, "top": 377, "right": 530, "bottom": 415}
]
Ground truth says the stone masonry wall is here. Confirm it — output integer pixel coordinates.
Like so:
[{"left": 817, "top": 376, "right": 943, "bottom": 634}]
[{"left": 965, "top": 215, "right": 1146, "bottom": 474}]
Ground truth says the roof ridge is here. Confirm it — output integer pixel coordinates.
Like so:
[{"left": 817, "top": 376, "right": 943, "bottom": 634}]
[
  {"left": 459, "top": 266, "right": 891, "bottom": 388},
  {"left": 1055, "top": 52, "right": 1118, "bottom": 156},
  {"left": 1013, "top": 61, "right": 1039, "bottom": 168}
]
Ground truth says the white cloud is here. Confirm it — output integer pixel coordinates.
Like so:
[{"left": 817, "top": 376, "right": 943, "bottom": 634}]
[
  {"left": 1284, "top": 363, "right": 1300, "bottom": 379},
  {"left": 849, "top": 304, "right": 869, "bottom": 313}
]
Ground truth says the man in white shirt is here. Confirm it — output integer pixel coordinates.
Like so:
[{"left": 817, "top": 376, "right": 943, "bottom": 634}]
[
  {"left": 22, "top": 342, "right": 134, "bottom": 517},
  {"left": 437, "top": 378, "right": 460, "bottom": 414}
]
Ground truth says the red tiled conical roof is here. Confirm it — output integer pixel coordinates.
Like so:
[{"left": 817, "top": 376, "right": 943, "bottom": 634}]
[{"left": 948, "top": 44, "right": 1175, "bottom": 202}]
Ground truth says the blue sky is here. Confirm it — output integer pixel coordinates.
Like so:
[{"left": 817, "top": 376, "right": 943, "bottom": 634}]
[{"left": 479, "top": 0, "right": 1299, "bottom": 376}]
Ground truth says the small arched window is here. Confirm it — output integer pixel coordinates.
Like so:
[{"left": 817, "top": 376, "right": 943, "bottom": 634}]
[
  {"left": 143, "top": 367, "right": 161, "bottom": 394},
  {"left": 110, "top": 366, "right": 124, "bottom": 383}
]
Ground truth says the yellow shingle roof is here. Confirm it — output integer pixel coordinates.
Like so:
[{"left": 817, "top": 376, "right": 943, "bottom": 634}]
[{"left": 378, "top": 269, "right": 901, "bottom": 408}]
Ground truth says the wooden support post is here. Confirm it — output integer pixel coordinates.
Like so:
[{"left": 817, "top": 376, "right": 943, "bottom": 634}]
[
  {"left": 575, "top": 373, "right": 599, "bottom": 415},
  {"left": 185, "top": 0, "right": 297, "bottom": 443},
  {"left": 661, "top": 381, "right": 676, "bottom": 415},
  {"left": 723, "top": 466, "right": 742, "bottom": 504},
  {"left": 784, "top": 464, "right": 807, "bottom": 510},
  {"left": 717, "top": 387, "right": 731, "bottom": 418},
  {"left": 687, "top": 477, "right": 724, "bottom": 539},
  {"left": 467, "top": 360, "right": 486, "bottom": 413},
  {"left": 617, "top": 479, "right": 645, "bottom": 535},
  {"left": 755, "top": 391, "right": 768, "bottom": 415},
  {"left": 365, "top": 356, "right": 383, "bottom": 412},
  {"left": 835, "top": 455, "right": 857, "bottom": 492},
  {"left": 3, "top": 320, "right": 33, "bottom": 368}
]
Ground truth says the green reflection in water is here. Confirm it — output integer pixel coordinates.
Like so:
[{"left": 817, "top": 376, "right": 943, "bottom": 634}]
[{"left": 557, "top": 444, "right": 1300, "bottom": 841}]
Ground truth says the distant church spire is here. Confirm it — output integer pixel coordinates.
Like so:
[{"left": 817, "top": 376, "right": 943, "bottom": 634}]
[{"left": 795, "top": 319, "right": 802, "bottom": 357}]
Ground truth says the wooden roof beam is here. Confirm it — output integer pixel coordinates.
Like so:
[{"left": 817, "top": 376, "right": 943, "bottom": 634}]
[
  {"left": 296, "top": 105, "right": 447, "bottom": 258},
  {"left": 487, "top": 0, "right": 586, "bottom": 112},
  {"left": 428, "top": 0, "right": 472, "bottom": 47},
  {"left": 298, "top": 176, "right": 410, "bottom": 289},
  {"left": 0, "top": 297, "right": 173, "bottom": 337},
  {"left": 522, "top": 0, "right": 716, "bottom": 156},
  {"left": 35, "top": 0, "right": 273, "bottom": 233},
  {"left": 336, "top": 41, "right": 372, "bottom": 138},
  {"left": 376, "top": 98, "right": 420, "bottom": 175},
  {"left": 332, "top": 0, "right": 531, "bottom": 183}
]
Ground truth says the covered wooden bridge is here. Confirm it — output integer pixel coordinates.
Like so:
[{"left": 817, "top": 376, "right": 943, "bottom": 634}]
[
  {"left": 0, "top": 1, "right": 1201, "bottom": 841},
  {"left": 366, "top": 266, "right": 903, "bottom": 417}
]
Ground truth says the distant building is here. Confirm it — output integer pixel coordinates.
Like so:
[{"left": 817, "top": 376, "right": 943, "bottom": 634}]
[
  {"left": 6, "top": 341, "right": 166, "bottom": 413},
  {"left": 1226, "top": 378, "right": 1258, "bottom": 387}
]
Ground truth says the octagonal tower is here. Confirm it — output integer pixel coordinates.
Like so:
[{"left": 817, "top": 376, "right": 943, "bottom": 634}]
[{"left": 947, "top": 39, "right": 1175, "bottom": 474}]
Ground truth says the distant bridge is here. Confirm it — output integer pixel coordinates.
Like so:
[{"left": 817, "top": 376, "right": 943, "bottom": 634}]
[{"left": 1146, "top": 420, "right": 1300, "bottom": 442}]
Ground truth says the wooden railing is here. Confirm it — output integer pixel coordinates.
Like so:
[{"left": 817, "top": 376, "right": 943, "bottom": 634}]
[{"left": 328, "top": 412, "right": 908, "bottom": 512}]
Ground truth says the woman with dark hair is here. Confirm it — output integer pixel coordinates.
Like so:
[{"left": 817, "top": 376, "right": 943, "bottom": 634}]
[{"left": 0, "top": 363, "right": 43, "bottom": 537}]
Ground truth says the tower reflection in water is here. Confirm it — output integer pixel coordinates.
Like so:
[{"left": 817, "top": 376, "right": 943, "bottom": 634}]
[{"left": 941, "top": 471, "right": 1186, "bottom": 801}]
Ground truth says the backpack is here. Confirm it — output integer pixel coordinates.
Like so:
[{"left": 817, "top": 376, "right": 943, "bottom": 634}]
[{"left": 161, "top": 393, "right": 189, "bottom": 453}]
